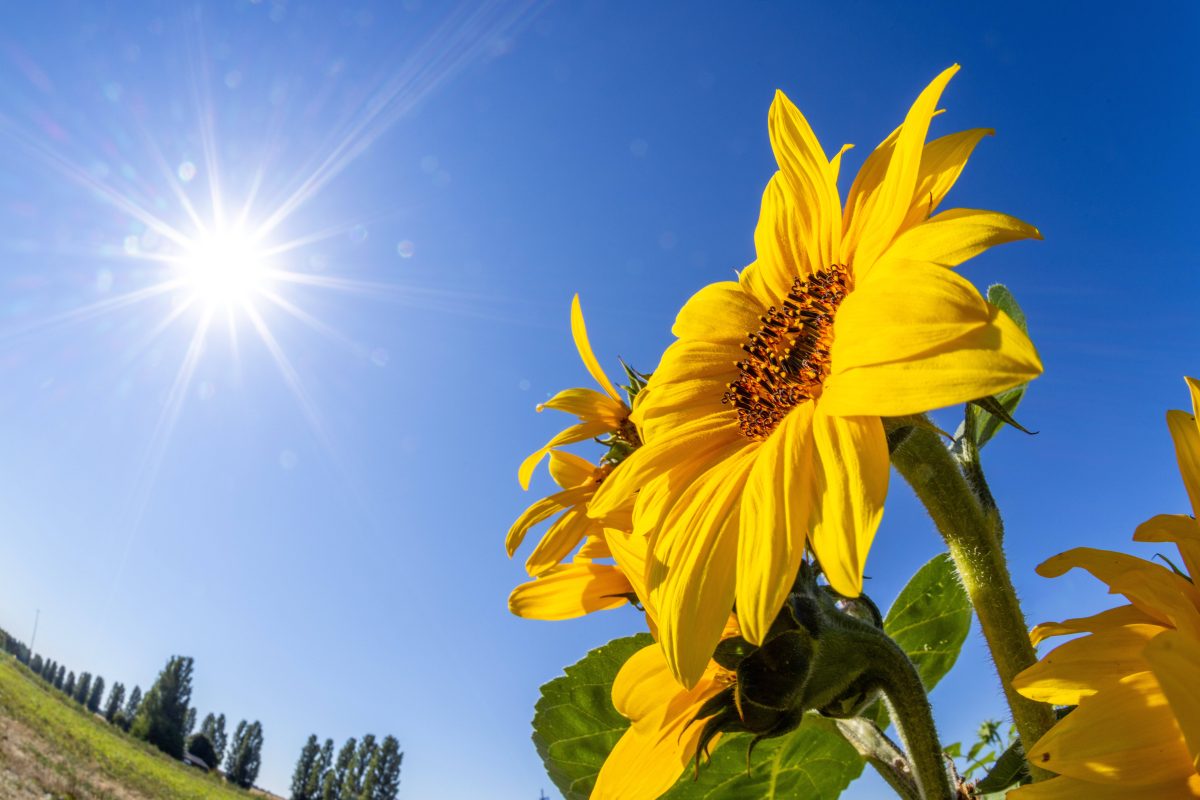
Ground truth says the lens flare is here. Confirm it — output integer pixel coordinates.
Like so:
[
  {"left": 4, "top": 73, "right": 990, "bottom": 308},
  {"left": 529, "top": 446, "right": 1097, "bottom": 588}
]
[{"left": 177, "top": 229, "right": 268, "bottom": 306}]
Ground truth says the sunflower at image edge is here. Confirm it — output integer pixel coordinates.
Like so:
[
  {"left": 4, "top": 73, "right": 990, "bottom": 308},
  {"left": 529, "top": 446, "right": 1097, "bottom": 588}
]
[
  {"left": 589, "top": 64, "right": 1044, "bottom": 686},
  {"left": 1009, "top": 377, "right": 1200, "bottom": 799},
  {"left": 506, "top": 296, "right": 642, "bottom": 620}
]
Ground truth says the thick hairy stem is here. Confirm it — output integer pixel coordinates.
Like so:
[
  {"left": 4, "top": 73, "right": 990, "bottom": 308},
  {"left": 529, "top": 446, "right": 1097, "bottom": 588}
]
[
  {"left": 866, "top": 634, "right": 955, "bottom": 800},
  {"left": 891, "top": 422, "right": 1055, "bottom": 780}
]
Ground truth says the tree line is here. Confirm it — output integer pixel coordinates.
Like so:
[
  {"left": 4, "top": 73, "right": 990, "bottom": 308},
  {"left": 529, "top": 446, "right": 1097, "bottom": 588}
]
[
  {"left": 289, "top": 732, "right": 402, "bottom": 800},
  {"left": 1, "top": 625, "right": 264, "bottom": 789}
]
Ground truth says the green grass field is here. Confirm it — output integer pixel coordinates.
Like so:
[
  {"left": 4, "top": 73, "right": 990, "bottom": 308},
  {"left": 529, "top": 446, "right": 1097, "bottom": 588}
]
[{"left": 0, "top": 654, "right": 256, "bottom": 800}]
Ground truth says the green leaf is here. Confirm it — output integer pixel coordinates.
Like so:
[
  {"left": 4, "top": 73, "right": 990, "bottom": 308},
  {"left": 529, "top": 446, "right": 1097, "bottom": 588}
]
[
  {"left": 962, "top": 284, "right": 1034, "bottom": 449},
  {"left": 531, "top": 633, "right": 652, "bottom": 800},
  {"left": 882, "top": 553, "right": 972, "bottom": 692},
  {"left": 659, "top": 716, "right": 865, "bottom": 800},
  {"left": 973, "top": 736, "right": 1029, "bottom": 793}
]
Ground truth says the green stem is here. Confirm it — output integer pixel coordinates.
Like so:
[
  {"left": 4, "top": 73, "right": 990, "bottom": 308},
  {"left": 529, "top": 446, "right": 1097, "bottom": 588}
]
[
  {"left": 833, "top": 718, "right": 921, "bottom": 800},
  {"left": 891, "top": 422, "right": 1055, "bottom": 780},
  {"left": 868, "top": 634, "right": 954, "bottom": 800}
]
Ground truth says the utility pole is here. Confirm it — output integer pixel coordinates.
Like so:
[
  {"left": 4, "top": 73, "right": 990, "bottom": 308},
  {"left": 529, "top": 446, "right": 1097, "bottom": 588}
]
[{"left": 29, "top": 609, "right": 39, "bottom": 655}]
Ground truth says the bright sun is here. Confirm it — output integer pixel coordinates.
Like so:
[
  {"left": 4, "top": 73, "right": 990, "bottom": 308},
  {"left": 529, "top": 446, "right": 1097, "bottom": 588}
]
[{"left": 178, "top": 230, "right": 269, "bottom": 306}]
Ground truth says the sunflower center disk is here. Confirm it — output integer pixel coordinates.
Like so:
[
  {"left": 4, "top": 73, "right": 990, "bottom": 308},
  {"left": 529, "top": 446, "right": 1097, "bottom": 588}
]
[{"left": 722, "top": 266, "right": 850, "bottom": 440}]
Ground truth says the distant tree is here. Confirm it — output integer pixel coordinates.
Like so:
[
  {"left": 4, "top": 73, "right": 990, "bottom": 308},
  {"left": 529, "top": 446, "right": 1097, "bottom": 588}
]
[
  {"left": 130, "top": 655, "right": 194, "bottom": 758},
  {"left": 125, "top": 685, "right": 143, "bottom": 720},
  {"left": 323, "top": 737, "right": 356, "bottom": 800},
  {"left": 30, "top": 653, "right": 43, "bottom": 675},
  {"left": 87, "top": 675, "right": 105, "bottom": 713},
  {"left": 225, "top": 720, "right": 264, "bottom": 788},
  {"left": 184, "top": 706, "right": 196, "bottom": 737},
  {"left": 63, "top": 670, "right": 76, "bottom": 697},
  {"left": 54, "top": 665, "right": 66, "bottom": 691},
  {"left": 343, "top": 734, "right": 377, "bottom": 799},
  {"left": 304, "top": 738, "right": 334, "bottom": 799},
  {"left": 368, "top": 736, "right": 403, "bottom": 800},
  {"left": 104, "top": 682, "right": 126, "bottom": 723},
  {"left": 185, "top": 732, "right": 218, "bottom": 769},
  {"left": 74, "top": 671, "right": 92, "bottom": 704},
  {"left": 43, "top": 658, "right": 56, "bottom": 682},
  {"left": 211, "top": 713, "right": 228, "bottom": 763},
  {"left": 290, "top": 734, "right": 321, "bottom": 800}
]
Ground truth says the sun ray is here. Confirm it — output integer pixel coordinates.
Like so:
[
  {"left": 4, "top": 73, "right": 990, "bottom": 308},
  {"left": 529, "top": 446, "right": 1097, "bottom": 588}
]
[
  {"left": 257, "top": 288, "right": 364, "bottom": 354},
  {"left": 0, "top": 281, "right": 181, "bottom": 345}
]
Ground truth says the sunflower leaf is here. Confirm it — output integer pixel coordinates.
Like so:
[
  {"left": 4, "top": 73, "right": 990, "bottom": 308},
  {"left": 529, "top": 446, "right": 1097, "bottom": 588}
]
[
  {"left": 660, "top": 716, "right": 866, "bottom": 800},
  {"left": 962, "top": 284, "right": 1035, "bottom": 449},
  {"left": 531, "top": 633, "right": 652, "bottom": 800},
  {"left": 882, "top": 552, "right": 973, "bottom": 692}
]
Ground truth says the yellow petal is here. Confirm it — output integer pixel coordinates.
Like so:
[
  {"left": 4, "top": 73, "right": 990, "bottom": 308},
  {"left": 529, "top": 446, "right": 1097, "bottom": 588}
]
[
  {"left": 849, "top": 65, "right": 959, "bottom": 275},
  {"left": 507, "top": 563, "right": 632, "bottom": 620},
  {"left": 809, "top": 408, "right": 888, "bottom": 597},
  {"left": 612, "top": 644, "right": 679, "bottom": 724},
  {"left": 751, "top": 172, "right": 818, "bottom": 305},
  {"left": 592, "top": 704, "right": 698, "bottom": 800},
  {"left": 820, "top": 301, "right": 1041, "bottom": 417},
  {"left": 505, "top": 486, "right": 591, "bottom": 556},
  {"left": 1010, "top": 774, "right": 1200, "bottom": 799},
  {"left": 737, "top": 404, "right": 817, "bottom": 644},
  {"left": 882, "top": 208, "right": 1042, "bottom": 269},
  {"left": 1145, "top": 629, "right": 1200, "bottom": 772},
  {"left": 768, "top": 89, "right": 840, "bottom": 268},
  {"left": 547, "top": 450, "right": 597, "bottom": 490},
  {"left": 605, "top": 528, "right": 651, "bottom": 615},
  {"left": 1025, "top": 670, "right": 1194, "bottom": 786},
  {"left": 1030, "top": 603, "right": 1162, "bottom": 647},
  {"left": 538, "top": 387, "right": 627, "bottom": 427},
  {"left": 518, "top": 419, "right": 613, "bottom": 490},
  {"left": 671, "top": 280, "right": 765, "bottom": 344},
  {"left": 1168, "top": 402, "right": 1200, "bottom": 521},
  {"left": 576, "top": 533, "right": 611, "bottom": 560},
  {"left": 571, "top": 294, "right": 622, "bottom": 402},
  {"left": 651, "top": 446, "right": 757, "bottom": 686},
  {"left": 588, "top": 414, "right": 743, "bottom": 521},
  {"left": 830, "top": 260, "right": 990, "bottom": 371},
  {"left": 1036, "top": 548, "right": 1200, "bottom": 641},
  {"left": 1134, "top": 513, "right": 1200, "bottom": 582},
  {"left": 900, "top": 128, "right": 994, "bottom": 230},
  {"left": 1013, "top": 623, "right": 1161, "bottom": 705},
  {"left": 525, "top": 507, "right": 597, "bottom": 576}
]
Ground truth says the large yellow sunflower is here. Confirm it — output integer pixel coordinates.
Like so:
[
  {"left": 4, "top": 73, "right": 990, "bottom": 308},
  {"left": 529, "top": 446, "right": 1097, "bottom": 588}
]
[
  {"left": 1010, "top": 378, "right": 1200, "bottom": 798},
  {"left": 589, "top": 64, "right": 1043, "bottom": 686}
]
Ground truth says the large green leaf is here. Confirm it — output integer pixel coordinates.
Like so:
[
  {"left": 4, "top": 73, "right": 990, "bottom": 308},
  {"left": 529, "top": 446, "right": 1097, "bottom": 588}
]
[
  {"left": 660, "top": 717, "right": 864, "bottom": 800},
  {"left": 882, "top": 552, "right": 972, "bottom": 692},
  {"left": 532, "top": 633, "right": 652, "bottom": 799}
]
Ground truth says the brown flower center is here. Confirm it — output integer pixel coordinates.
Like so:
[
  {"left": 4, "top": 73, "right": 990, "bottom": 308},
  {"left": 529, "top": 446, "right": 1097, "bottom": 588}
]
[{"left": 722, "top": 266, "right": 851, "bottom": 440}]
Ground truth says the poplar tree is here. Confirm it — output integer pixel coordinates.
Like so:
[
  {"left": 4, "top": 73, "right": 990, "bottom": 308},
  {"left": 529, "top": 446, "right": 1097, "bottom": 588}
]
[
  {"left": 125, "top": 685, "right": 143, "bottom": 719},
  {"left": 369, "top": 736, "right": 403, "bottom": 800},
  {"left": 87, "top": 675, "right": 105, "bottom": 713},
  {"left": 131, "top": 656, "right": 194, "bottom": 758},
  {"left": 226, "top": 720, "right": 264, "bottom": 788},
  {"left": 290, "top": 734, "right": 321, "bottom": 800},
  {"left": 30, "top": 654, "right": 43, "bottom": 675},
  {"left": 75, "top": 672, "right": 92, "bottom": 704},
  {"left": 212, "top": 713, "right": 228, "bottom": 763},
  {"left": 54, "top": 665, "right": 66, "bottom": 691},
  {"left": 104, "top": 682, "right": 126, "bottom": 723},
  {"left": 304, "top": 738, "right": 334, "bottom": 799},
  {"left": 64, "top": 671, "right": 76, "bottom": 697},
  {"left": 323, "top": 737, "right": 356, "bottom": 800},
  {"left": 184, "top": 706, "right": 196, "bottom": 737},
  {"left": 342, "top": 734, "right": 377, "bottom": 799}
]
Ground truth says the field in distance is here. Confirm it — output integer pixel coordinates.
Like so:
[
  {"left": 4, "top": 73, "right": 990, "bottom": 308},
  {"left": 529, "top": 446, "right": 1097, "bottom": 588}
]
[{"left": 0, "top": 654, "right": 261, "bottom": 800}]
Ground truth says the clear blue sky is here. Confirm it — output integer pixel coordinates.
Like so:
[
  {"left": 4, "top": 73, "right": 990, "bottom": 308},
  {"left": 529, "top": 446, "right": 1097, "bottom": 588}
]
[{"left": 0, "top": 2, "right": 1196, "bottom": 797}]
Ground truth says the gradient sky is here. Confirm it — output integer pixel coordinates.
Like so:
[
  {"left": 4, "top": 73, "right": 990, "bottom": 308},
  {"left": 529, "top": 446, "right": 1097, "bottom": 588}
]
[{"left": 0, "top": 2, "right": 1196, "bottom": 798}]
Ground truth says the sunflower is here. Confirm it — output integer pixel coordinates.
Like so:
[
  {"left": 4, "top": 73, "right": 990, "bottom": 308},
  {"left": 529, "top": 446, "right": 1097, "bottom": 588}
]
[
  {"left": 588, "top": 64, "right": 1043, "bottom": 686},
  {"left": 506, "top": 296, "right": 644, "bottom": 612},
  {"left": 1010, "top": 378, "right": 1200, "bottom": 798},
  {"left": 516, "top": 294, "right": 637, "bottom": 491}
]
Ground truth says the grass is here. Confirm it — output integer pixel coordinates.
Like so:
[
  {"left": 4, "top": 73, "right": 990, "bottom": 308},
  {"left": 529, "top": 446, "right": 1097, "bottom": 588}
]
[{"left": 0, "top": 654, "right": 254, "bottom": 800}]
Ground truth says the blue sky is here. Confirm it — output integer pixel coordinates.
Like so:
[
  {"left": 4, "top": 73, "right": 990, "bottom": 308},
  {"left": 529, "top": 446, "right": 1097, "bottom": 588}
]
[{"left": 0, "top": 2, "right": 1196, "bottom": 797}]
